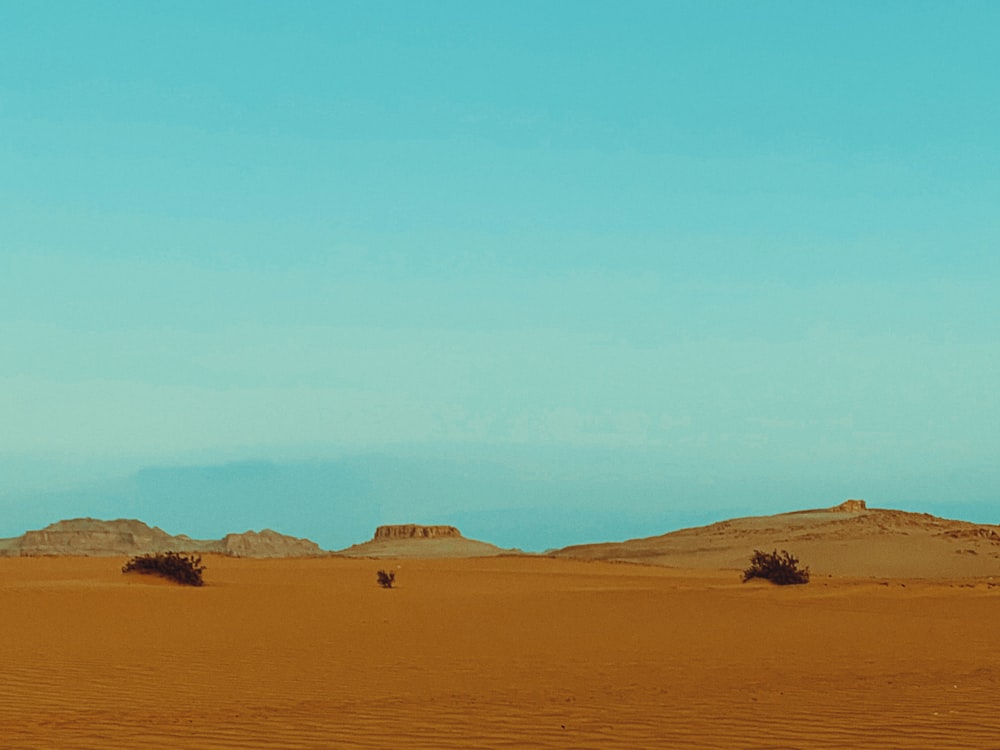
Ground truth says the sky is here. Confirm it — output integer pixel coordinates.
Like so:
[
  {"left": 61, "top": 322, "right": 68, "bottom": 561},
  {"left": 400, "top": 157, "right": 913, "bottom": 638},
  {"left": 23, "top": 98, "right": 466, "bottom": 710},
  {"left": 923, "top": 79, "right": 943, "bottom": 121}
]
[{"left": 2, "top": 1, "right": 998, "bottom": 548}]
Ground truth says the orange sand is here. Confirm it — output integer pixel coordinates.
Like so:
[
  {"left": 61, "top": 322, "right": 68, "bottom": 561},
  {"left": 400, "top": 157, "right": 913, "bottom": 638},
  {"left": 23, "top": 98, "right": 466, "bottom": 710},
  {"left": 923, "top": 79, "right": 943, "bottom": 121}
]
[{"left": 2, "top": 555, "right": 998, "bottom": 749}]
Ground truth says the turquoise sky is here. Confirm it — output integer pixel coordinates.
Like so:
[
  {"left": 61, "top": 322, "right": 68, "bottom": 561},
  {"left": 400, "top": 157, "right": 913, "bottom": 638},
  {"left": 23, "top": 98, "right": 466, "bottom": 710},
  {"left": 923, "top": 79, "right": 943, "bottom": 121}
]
[{"left": 2, "top": 2, "right": 998, "bottom": 544}]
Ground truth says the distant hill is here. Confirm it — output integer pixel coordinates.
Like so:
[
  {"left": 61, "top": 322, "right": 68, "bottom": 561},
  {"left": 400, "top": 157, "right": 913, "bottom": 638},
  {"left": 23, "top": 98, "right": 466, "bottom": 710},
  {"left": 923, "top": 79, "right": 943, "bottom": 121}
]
[
  {"left": 336, "top": 523, "right": 517, "bottom": 559},
  {"left": 552, "top": 500, "right": 1000, "bottom": 578},
  {"left": 0, "top": 518, "right": 323, "bottom": 558}
]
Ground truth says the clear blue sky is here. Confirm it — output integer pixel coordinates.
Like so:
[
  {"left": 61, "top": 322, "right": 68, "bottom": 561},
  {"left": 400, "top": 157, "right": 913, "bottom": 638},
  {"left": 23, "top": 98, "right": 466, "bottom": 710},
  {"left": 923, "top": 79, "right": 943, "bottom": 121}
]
[{"left": 2, "top": 1, "right": 998, "bottom": 546}]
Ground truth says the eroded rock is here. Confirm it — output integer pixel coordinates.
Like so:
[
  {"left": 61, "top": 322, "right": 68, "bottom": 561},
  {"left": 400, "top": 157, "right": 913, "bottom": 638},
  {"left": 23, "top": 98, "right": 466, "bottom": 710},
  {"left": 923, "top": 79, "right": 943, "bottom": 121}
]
[{"left": 373, "top": 524, "right": 462, "bottom": 540}]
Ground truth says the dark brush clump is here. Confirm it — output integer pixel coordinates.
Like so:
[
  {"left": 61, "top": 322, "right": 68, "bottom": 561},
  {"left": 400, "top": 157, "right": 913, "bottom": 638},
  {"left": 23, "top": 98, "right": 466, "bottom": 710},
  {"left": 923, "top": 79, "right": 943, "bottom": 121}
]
[
  {"left": 376, "top": 569, "right": 395, "bottom": 589},
  {"left": 122, "top": 551, "right": 206, "bottom": 586},
  {"left": 742, "top": 549, "right": 810, "bottom": 585}
]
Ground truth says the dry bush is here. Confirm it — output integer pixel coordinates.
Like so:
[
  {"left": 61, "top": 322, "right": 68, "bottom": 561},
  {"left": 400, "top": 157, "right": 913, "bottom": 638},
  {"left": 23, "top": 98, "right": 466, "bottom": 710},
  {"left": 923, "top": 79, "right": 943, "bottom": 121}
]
[
  {"left": 122, "top": 551, "right": 206, "bottom": 586},
  {"left": 742, "top": 549, "right": 810, "bottom": 585},
  {"left": 376, "top": 569, "right": 395, "bottom": 589}
]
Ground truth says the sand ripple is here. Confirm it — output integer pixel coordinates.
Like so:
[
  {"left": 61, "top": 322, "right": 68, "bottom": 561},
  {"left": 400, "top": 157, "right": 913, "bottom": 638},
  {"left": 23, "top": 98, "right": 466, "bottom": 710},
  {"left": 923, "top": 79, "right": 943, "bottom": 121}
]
[{"left": 2, "top": 556, "right": 998, "bottom": 748}]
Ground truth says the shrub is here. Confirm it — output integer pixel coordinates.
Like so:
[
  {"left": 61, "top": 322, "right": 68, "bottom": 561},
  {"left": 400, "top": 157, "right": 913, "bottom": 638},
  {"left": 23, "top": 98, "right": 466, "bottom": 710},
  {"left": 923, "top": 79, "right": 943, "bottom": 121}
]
[
  {"left": 122, "top": 551, "right": 206, "bottom": 586},
  {"left": 376, "top": 569, "right": 395, "bottom": 589},
  {"left": 742, "top": 549, "right": 810, "bottom": 585}
]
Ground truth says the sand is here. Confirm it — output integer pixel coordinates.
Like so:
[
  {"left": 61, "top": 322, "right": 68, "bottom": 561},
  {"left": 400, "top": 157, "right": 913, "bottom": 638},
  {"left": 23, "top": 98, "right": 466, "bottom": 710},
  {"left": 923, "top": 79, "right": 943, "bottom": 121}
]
[
  {"left": 555, "top": 504, "right": 1000, "bottom": 578},
  {"left": 2, "top": 555, "right": 998, "bottom": 749}
]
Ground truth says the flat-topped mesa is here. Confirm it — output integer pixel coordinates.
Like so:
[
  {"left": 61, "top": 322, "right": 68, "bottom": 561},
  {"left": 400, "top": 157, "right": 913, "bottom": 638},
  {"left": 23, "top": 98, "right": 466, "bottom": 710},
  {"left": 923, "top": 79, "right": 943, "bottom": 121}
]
[
  {"left": 373, "top": 524, "right": 462, "bottom": 541},
  {"left": 338, "top": 524, "right": 509, "bottom": 558},
  {"left": 832, "top": 499, "right": 868, "bottom": 512}
]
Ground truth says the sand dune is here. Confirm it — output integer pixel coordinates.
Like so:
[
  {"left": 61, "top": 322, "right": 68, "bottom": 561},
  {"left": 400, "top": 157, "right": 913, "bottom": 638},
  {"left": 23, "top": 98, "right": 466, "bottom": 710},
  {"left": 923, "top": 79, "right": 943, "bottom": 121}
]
[
  {"left": 2, "top": 554, "right": 999, "bottom": 748},
  {"left": 554, "top": 500, "right": 1000, "bottom": 578}
]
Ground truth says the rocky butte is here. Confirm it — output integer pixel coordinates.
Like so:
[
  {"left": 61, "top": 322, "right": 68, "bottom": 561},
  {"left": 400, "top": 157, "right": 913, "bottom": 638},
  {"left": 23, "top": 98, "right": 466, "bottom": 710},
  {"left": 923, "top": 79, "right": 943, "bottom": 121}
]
[
  {"left": 338, "top": 523, "right": 513, "bottom": 558},
  {"left": 835, "top": 499, "right": 868, "bottom": 512},
  {"left": 373, "top": 524, "right": 463, "bottom": 540}
]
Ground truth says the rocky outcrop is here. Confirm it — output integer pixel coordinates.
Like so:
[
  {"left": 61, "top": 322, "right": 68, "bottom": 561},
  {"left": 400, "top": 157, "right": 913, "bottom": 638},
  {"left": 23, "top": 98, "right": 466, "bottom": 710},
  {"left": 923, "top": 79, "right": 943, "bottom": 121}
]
[
  {"left": 9, "top": 518, "right": 189, "bottom": 556},
  {"left": 833, "top": 499, "right": 868, "bottom": 512},
  {"left": 0, "top": 518, "right": 324, "bottom": 558},
  {"left": 221, "top": 529, "right": 322, "bottom": 557},
  {"left": 373, "top": 524, "right": 462, "bottom": 540},
  {"left": 337, "top": 524, "right": 513, "bottom": 559}
]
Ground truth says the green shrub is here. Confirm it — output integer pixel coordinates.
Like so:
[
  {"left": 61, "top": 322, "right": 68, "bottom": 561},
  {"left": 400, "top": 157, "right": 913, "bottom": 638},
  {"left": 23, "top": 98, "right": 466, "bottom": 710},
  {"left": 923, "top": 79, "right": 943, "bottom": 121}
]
[
  {"left": 742, "top": 549, "right": 809, "bottom": 585},
  {"left": 123, "top": 551, "right": 206, "bottom": 586},
  {"left": 376, "top": 569, "right": 395, "bottom": 589}
]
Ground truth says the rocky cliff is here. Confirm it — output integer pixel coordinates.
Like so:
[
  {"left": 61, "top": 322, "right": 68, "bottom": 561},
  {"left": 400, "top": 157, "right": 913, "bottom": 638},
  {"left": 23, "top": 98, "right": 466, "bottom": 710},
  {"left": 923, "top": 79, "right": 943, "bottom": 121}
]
[
  {"left": 0, "top": 518, "right": 324, "bottom": 558},
  {"left": 373, "top": 524, "right": 462, "bottom": 540},
  {"left": 833, "top": 499, "right": 868, "bottom": 512},
  {"left": 338, "top": 523, "right": 513, "bottom": 558}
]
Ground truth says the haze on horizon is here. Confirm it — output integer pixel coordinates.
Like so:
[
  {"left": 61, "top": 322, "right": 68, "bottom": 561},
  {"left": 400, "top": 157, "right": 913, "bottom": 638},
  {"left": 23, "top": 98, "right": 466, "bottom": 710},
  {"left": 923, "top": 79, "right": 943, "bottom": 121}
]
[{"left": 2, "top": 2, "right": 998, "bottom": 550}]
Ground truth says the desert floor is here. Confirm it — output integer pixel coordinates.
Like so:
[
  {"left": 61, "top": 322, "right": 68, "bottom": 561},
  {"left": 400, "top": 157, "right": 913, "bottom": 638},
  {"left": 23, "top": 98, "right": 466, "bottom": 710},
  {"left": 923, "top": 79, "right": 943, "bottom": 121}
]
[{"left": 2, "top": 555, "right": 998, "bottom": 749}]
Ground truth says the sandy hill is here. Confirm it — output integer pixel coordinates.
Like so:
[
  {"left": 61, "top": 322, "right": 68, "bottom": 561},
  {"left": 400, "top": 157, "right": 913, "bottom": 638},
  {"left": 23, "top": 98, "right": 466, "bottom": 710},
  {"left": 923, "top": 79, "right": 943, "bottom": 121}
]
[
  {"left": 553, "top": 500, "right": 1000, "bottom": 578},
  {"left": 336, "top": 523, "right": 515, "bottom": 558},
  {"left": 0, "top": 518, "right": 323, "bottom": 558}
]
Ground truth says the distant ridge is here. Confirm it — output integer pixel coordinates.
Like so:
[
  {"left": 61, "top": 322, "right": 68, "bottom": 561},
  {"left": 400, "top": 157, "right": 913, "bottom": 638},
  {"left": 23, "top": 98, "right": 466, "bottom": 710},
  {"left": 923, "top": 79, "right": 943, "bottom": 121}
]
[
  {"left": 0, "top": 518, "right": 323, "bottom": 558},
  {"left": 552, "top": 500, "right": 1000, "bottom": 578},
  {"left": 337, "top": 523, "right": 515, "bottom": 558}
]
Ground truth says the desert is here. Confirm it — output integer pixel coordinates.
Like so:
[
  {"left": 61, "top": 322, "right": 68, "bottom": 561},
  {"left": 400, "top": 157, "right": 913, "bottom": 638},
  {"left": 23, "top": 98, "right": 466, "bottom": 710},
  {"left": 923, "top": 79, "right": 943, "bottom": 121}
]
[
  {"left": 2, "top": 505, "right": 999, "bottom": 749},
  {"left": 8, "top": 4, "right": 1000, "bottom": 747}
]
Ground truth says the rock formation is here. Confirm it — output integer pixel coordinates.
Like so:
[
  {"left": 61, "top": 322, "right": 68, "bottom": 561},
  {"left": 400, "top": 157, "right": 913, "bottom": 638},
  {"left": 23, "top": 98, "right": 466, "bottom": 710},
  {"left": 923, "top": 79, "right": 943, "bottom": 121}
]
[
  {"left": 0, "top": 518, "right": 323, "bottom": 558},
  {"left": 834, "top": 499, "right": 868, "bottom": 512},
  {"left": 221, "top": 529, "right": 322, "bottom": 557},
  {"left": 373, "top": 524, "right": 462, "bottom": 540},
  {"left": 10, "top": 518, "right": 180, "bottom": 556},
  {"left": 337, "top": 524, "right": 513, "bottom": 559}
]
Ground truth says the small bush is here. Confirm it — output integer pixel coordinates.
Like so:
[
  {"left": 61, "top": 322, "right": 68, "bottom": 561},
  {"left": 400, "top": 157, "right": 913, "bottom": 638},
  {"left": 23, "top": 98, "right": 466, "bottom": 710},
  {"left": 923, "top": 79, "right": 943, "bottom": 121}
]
[
  {"left": 123, "top": 551, "right": 206, "bottom": 586},
  {"left": 376, "top": 569, "right": 395, "bottom": 589},
  {"left": 742, "top": 549, "right": 810, "bottom": 585}
]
